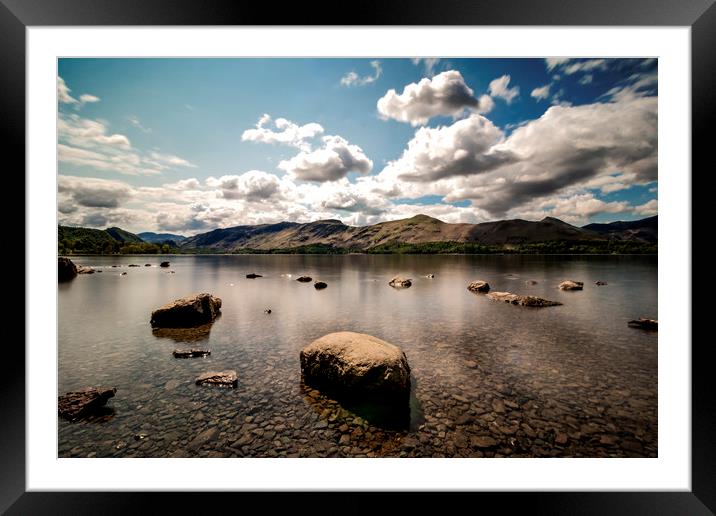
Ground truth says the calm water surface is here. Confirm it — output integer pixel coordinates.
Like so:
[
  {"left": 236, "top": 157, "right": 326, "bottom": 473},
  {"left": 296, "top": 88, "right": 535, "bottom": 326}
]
[{"left": 58, "top": 254, "right": 657, "bottom": 458}]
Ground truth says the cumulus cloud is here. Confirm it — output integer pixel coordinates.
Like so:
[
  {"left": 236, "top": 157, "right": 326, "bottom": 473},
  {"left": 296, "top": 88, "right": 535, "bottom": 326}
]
[
  {"left": 410, "top": 58, "right": 441, "bottom": 75},
  {"left": 79, "top": 94, "right": 100, "bottom": 104},
  {"left": 603, "top": 71, "right": 658, "bottom": 102},
  {"left": 58, "top": 77, "right": 77, "bottom": 104},
  {"left": 546, "top": 58, "right": 608, "bottom": 76},
  {"left": 241, "top": 114, "right": 324, "bottom": 151},
  {"left": 382, "top": 114, "right": 516, "bottom": 183},
  {"left": 58, "top": 175, "right": 133, "bottom": 209},
  {"left": 634, "top": 199, "right": 658, "bottom": 216},
  {"left": 530, "top": 84, "right": 551, "bottom": 101},
  {"left": 545, "top": 58, "right": 571, "bottom": 71},
  {"left": 377, "top": 70, "right": 492, "bottom": 126},
  {"left": 207, "top": 170, "right": 284, "bottom": 200},
  {"left": 488, "top": 75, "right": 519, "bottom": 104},
  {"left": 278, "top": 135, "right": 372, "bottom": 182},
  {"left": 59, "top": 114, "right": 131, "bottom": 150},
  {"left": 340, "top": 61, "right": 382, "bottom": 87}
]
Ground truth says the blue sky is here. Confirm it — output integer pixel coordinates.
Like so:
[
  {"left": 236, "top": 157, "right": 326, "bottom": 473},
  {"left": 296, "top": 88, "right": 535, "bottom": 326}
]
[{"left": 57, "top": 57, "right": 657, "bottom": 234}]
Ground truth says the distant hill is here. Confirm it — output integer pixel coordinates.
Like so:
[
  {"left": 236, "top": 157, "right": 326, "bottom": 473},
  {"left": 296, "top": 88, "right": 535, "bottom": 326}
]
[
  {"left": 138, "top": 232, "right": 187, "bottom": 244},
  {"left": 58, "top": 225, "right": 175, "bottom": 254},
  {"left": 583, "top": 216, "right": 657, "bottom": 243},
  {"left": 178, "top": 214, "right": 657, "bottom": 253}
]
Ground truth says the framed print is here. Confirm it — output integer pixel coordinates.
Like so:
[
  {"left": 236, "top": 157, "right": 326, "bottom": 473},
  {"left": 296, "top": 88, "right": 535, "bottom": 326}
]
[{"left": 6, "top": 0, "right": 712, "bottom": 513}]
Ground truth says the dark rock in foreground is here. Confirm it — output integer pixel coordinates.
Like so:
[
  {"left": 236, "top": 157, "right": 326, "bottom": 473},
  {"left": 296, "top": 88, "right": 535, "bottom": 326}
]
[
  {"left": 628, "top": 318, "right": 657, "bottom": 330},
  {"left": 246, "top": 273, "right": 262, "bottom": 279},
  {"left": 150, "top": 293, "right": 222, "bottom": 328},
  {"left": 58, "top": 386, "right": 116, "bottom": 420},
  {"left": 467, "top": 280, "right": 490, "bottom": 293},
  {"left": 173, "top": 348, "right": 211, "bottom": 358},
  {"left": 559, "top": 280, "right": 584, "bottom": 291},
  {"left": 300, "top": 331, "right": 411, "bottom": 401},
  {"left": 58, "top": 257, "right": 77, "bottom": 282},
  {"left": 195, "top": 370, "right": 238, "bottom": 387},
  {"left": 160, "top": 261, "right": 170, "bottom": 268},
  {"left": 389, "top": 276, "right": 412, "bottom": 288},
  {"left": 487, "top": 291, "right": 562, "bottom": 307},
  {"left": 314, "top": 281, "right": 327, "bottom": 290},
  {"left": 297, "top": 276, "right": 312, "bottom": 282}
]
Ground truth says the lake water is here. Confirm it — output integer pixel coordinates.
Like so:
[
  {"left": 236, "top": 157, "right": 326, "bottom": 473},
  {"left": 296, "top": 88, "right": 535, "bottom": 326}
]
[{"left": 58, "top": 254, "right": 657, "bottom": 458}]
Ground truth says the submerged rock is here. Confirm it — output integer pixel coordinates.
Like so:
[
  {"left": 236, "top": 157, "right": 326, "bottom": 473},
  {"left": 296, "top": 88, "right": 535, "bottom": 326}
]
[
  {"left": 467, "top": 280, "right": 490, "bottom": 293},
  {"left": 389, "top": 276, "right": 412, "bottom": 288},
  {"left": 128, "top": 264, "right": 140, "bottom": 268},
  {"left": 487, "top": 291, "right": 562, "bottom": 307},
  {"left": 145, "top": 264, "right": 152, "bottom": 267},
  {"left": 246, "top": 273, "right": 262, "bottom": 279},
  {"left": 173, "top": 348, "right": 211, "bottom": 358},
  {"left": 160, "top": 261, "right": 170, "bottom": 268},
  {"left": 195, "top": 370, "right": 238, "bottom": 387},
  {"left": 525, "top": 280, "right": 539, "bottom": 285},
  {"left": 314, "top": 281, "right": 327, "bottom": 290},
  {"left": 150, "top": 293, "right": 222, "bottom": 328},
  {"left": 595, "top": 280, "right": 608, "bottom": 286},
  {"left": 559, "top": 280, "right": 584, "bottom": 291},
  {"left": 76, "top": 265, "right": 95, "bottom": 274},
  {"left": 121, "top": 272, "right": 128, "bottom": 276},
  {"left": 58, "top": 257, "right": 77, "bottom": 282},
  {"left": 300, "top": 331, "right": 411, "bottom": 400},
  {"left": 58, "top": 386, "right": 116, "bottom": 420},
  {"left": 628, "top": 318, "right": 658, "bottom": 330},
  {"left": 296, "top": 276, "right": 312, "bottom": 282}
]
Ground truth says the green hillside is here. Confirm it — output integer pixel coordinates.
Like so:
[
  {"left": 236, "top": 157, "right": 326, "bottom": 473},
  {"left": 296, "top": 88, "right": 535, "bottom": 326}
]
[{"left": 58, "top": 226, "right": 176, "bottom": 255}]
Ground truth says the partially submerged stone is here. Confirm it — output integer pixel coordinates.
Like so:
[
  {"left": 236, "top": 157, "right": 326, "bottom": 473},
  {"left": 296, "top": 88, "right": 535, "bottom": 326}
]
[
  {"left": 297, "top": 276, "right": 312, "bottom": 282},
  {"left": 487, "top": 291, "right": 562, "bottom": 307},
  {"left": 58, "top": 257, "right": 77, "bottom": 282},
  {"left": 58, "top": 386, "right": 116, "bottom": 420},
  {"left": 76, "top": 265, "right": 95, "bottom": 274},
  {"left": 246, "top": 273, "right": 262, "bottom": 279},
  {"left": 195, "top": 370, "right": 238, "bottom": 387},
  {"left": 300, "top": 331, "right": 411, "bottom": 401},
  {"left": 314, "top": 281, "right": 327, "bottom": 290},
  {"left": 389, "top": 276, "right": 412, "bottom": 288},
  {"left": 150, "top": 293, "right": 222, "bottom": 328},
  {"left": 595, "top": 280, "right": 608, "bottom": 286},
  {"left": 628, "top": 318, "right": 657, "bottom": 330},
  {"left": 173, "top": 348, "right": 211, "bottom": 358},
  {"left": 559, "top": 280, "right": 584, "bottom": 291},
  {"left": 467, "top": 280, "right": 490, "bottom": 293},
  {"left": 160, "top": 261, "right": 170, "bottom": 268}
]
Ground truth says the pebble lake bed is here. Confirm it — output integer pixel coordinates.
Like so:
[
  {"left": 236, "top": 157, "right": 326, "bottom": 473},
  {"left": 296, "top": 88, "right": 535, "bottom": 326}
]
[{"left": 58, "top": 254, "right": 657, "bottom": 458}]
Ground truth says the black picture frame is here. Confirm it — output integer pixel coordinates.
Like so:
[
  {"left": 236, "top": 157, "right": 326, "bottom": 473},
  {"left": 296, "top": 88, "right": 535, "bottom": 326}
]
[{"left": 5, "top": 0, "right": 710, "bottom": 513}]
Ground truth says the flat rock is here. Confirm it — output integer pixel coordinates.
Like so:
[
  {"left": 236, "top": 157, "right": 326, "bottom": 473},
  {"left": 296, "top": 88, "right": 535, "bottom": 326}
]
[
  {"left": 314, "top": 281, "right": 327, "bottom": 290},
  {"left": 58, "top": 387, "right": 116, "bottom": 420},
  {"left": 559, "top": 280, "right": 584, "bottom": 291},
  {"left": 486, "top": 291, "right": 562, "bottom": 307},
  {"left": 470, "top": 435, "right": 498, "bottom": 448},
  {"left": 195, "top": 370, "right": 238, "bottom": 388},
  {"left": 173, "top": 348, "right": 211, "bottom": 358},
  {"left": 58, "top": 257, "right": 77, "bottom": 282},
  {"left": 300, "top": 331, "right": 411, "bottom": 400},
  {"left": 296, "top": 276, "right": 312, "bottom": 282},
  {"left": 467, "top": 280, "right": 490, "bottom": 293},
  {"left": 189, "top": 427, "right": 219, "bottom": 449},
  {"left": 246, "top": 273, "right": 262, "bottom": 279},
  {"left": 150, "top": 293, "right": 222, "bottom": 328},
  {"left": 389, "top": 276, "right": 412, "bottom": 288},
  {"left": 76, "top": 265, "right": 95, "bottom": 274},
  {"left": 128, "top": 264, "right": 140, "bottom": 267},
  {"left": 628, "top": 318, "right": 657, "bottom": 330}
]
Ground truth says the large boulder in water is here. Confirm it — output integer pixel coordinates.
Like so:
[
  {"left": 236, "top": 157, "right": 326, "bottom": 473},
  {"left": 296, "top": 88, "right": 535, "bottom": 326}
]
[
  {"left": 150, "top": 293, "right": 222, "bottom": 328},
  {"left": 467, "top": 280, "right": 490, "bottom": 293},
  {"left": 58, "top": 257, "right": 77, "bottom": 282},
  {"left": 300, "top": 331, "right": 411, "bottom": 401},
  {"left": 389, "top": 276, "right": 412, "bottom": 288},
  {"left": 559, "top": 280, "right": 583, "bottom": 291},
  {"left": 58, "top": 386, "right": 116, "bottom": 420},
  {"left": 487, "top": 291, "right": 562, "bottom": 307}
]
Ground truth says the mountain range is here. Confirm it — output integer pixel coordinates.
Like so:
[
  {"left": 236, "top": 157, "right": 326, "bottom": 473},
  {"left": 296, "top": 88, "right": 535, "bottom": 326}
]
[{"left": 57, "top": 214, "right": 657, "bottom": 254}]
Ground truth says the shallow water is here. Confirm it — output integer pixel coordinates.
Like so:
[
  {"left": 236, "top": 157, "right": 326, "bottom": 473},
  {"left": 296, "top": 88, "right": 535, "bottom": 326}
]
[{"left": 58, "top": 254, "right": 657, "bottom": 458}]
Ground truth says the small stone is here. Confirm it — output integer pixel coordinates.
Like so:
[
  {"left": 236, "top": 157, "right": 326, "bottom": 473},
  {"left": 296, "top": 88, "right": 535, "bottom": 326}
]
[
  {"left": 470, "top": 436, "right": 498, "bottom": 448},
  {"left": 554, "top": 433, "right": 569, "bottom": 445}
]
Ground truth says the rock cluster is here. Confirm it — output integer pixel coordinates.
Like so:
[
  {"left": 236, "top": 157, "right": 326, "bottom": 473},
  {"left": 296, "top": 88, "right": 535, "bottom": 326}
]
[{"left": 487, "top": 291, "right": 562, "bottom": 307}]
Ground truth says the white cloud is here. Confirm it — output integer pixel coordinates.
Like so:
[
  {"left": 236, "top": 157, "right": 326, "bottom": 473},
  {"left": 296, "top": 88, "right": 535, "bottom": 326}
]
[
  {"left": 530, "top": 84, "right": 551, "bottom": 101},
  {"left": 79, "top": 94, "right": 100, "bottom": 104},
  {"left": 381, "top": 114, "right": 515, "bottom": 183},
  {"left": 579, "top": 74, "right": 593, "bottom": 85},
  {"left": 58, "top": 175, "right": 133, "bottom": 208},
  {"left": 545, "top": 58, "right": 571, "bottom": 71},
  {"left": 604, "top": 71, "right": 658, "bottom": 102},
  {"left": 58, "top": 77, "right": 78, "bottom": 104},
  {"left": 127, "top": 115, "right": 151, "bottom": 133},
  {"left": 634, "top": 199, "right": 658, "bottom": 216},
  {"left": 340, "top": 60, "right": 382, "bottom": 87},
  {"left": 410, "top": 58, "right": 441, "bottom": 75},
  {"left": 488, "top": 75, "right": 519, "bottom": 104},
  {"left": 563, "top": 59, "right": 607, "bottom": 75},
  {"left": 148, "top": 151, "right": 196, "bottom": 168},
  {"left": 377, "top": 70, "right": 491, "bottom": 126},
  {"left": 207, "top": 170, "right": 287, "bottom": 201},
  {"left": 278, "top": 135, "right": 372, "bottom": 182},
  {"left": 241, "top": 114, "right": 324, "bottom": 151}
]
